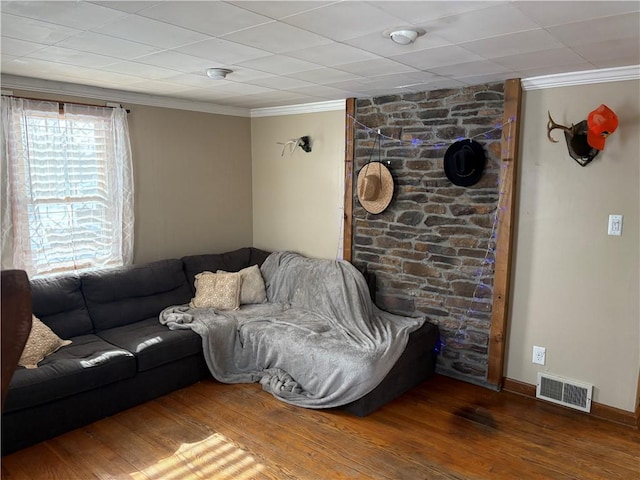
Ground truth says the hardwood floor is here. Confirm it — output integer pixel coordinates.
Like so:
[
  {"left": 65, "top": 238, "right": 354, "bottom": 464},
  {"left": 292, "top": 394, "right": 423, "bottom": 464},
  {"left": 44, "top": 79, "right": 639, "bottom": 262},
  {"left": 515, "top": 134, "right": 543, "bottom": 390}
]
[{"left": 2, "top": 375, "right": 638, "bottom": 479}]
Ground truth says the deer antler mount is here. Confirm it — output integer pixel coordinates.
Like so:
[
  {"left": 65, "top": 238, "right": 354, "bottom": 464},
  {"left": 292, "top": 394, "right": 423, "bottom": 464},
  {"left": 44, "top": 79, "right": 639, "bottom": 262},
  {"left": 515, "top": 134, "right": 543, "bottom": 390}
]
[{"left": 546, "top": 111, "right": 599, "bottom": 167}]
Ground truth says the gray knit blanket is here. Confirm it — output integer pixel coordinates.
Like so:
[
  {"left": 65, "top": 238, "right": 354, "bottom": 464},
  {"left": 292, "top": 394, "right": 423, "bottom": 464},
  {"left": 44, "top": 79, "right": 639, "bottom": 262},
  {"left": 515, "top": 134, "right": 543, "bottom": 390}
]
[{"left": 160, "top": 251, "right": 425, "bottom": 409}]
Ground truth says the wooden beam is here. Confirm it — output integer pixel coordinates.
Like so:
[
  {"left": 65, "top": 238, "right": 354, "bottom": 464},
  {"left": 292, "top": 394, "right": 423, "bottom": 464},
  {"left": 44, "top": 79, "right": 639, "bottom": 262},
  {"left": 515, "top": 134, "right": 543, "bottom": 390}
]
[
  {"left": 634, "top": 371, "right": 640, "bottom": 428},
  {"left": 487, "top": 79, "right": 523, "bottom": 387},
  {"left": 342, "top": 98, "right": 355, "bottom": 262}
]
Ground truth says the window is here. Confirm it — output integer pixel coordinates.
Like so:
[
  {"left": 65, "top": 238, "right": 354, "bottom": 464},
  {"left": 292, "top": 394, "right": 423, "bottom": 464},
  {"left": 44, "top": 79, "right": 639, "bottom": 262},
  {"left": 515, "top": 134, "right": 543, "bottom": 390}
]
[{"left": 1, "top": 97, "right": 134, "bottom": 277}]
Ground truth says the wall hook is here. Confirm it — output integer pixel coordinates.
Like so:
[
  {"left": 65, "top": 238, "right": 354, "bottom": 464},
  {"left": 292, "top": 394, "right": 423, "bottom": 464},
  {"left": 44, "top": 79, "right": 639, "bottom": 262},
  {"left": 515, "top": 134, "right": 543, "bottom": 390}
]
[{"left": 277, "top": 136, "right": 312, "bottom": 156}]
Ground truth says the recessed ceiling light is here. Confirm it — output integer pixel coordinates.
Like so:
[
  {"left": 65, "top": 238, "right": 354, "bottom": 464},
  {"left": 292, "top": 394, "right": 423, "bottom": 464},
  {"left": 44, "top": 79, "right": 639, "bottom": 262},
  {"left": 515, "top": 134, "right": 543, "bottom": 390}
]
[
  {"left": 383, "top": 27, "right": 426, "bottom": 45},
  {"left": 206, "top": 68, "right": 233, "bottom": 80}
]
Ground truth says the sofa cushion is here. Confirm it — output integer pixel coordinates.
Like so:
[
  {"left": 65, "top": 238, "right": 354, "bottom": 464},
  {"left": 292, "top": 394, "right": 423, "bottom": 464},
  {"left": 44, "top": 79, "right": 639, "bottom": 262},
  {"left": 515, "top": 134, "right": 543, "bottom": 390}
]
[
  {"left": 182, "top": 247, "right": 271, "bottom": 295},
  {"left": 31, "top": 274, "right": 93, "bottom": 338},
  {"left": 4, "top": 334, "right": 135, "bottom": 413},
  {"left": 82, "top": 259, "right": 192, "bottom": 332},
  {"left": 97, "top": 318, "right": 202, "bottom": 372},
  {"left": 249, "top": 248, "right": 271, "bottom": 269}
]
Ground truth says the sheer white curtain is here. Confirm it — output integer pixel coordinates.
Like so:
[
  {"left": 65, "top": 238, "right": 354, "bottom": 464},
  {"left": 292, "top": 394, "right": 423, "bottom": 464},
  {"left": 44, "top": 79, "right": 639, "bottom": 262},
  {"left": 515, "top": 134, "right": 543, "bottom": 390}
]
[{"left": 1, "top": 97, "right": 134, "bottom": 277}]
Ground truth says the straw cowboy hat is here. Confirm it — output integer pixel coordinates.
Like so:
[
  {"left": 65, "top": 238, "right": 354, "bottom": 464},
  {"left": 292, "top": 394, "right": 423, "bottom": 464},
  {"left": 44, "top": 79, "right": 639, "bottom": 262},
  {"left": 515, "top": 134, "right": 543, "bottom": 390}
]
[
  {"left": 357, "top": 162, "right": 394, "bottom": 214},
  {"left": 444, "top": 139, "right": 486, "bottom": 187}
]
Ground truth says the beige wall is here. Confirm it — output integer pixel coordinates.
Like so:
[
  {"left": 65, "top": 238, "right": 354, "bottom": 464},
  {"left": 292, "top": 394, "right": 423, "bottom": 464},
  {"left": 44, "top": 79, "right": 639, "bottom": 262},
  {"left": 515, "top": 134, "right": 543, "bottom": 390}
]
[
  {"left": 8, "top": 89, "right": 254, "bottom": 265},
  {"left": 507, "top": 80, "right": 640, "bottom": 411},
  {"left": 14, "top": 82, "right": 638, "bottom": 412},
  {"left": 251, "top": 110, "right": 345, "bottom": 259},
  {"left": 127, "top": 105, "right": 252, "bottom": 263}
]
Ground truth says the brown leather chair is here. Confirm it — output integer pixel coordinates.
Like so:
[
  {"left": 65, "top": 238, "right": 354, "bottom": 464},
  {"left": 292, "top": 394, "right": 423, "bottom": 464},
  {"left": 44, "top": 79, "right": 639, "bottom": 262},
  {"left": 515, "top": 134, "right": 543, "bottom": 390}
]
[{"left": 1, "top": 270, "right": 32, "bottom": 411}]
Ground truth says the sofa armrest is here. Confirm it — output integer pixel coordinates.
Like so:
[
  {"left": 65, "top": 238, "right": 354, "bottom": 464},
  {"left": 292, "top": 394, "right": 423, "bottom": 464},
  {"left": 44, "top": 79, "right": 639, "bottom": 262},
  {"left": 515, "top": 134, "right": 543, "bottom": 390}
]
[{"left": 1, "top": 270, "right": 33, "bottom": 411}]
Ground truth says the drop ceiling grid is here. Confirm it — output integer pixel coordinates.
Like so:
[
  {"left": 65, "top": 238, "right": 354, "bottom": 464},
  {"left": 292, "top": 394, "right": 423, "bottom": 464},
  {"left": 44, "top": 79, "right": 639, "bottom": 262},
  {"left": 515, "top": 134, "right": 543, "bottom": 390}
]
[{"left": 0, "top": 1, "right": 638, "bottom": 108}]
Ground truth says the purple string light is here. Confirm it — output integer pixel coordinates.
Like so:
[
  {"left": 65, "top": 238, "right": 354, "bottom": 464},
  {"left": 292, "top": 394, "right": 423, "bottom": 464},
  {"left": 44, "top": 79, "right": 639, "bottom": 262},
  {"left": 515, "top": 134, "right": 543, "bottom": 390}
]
[
  {"left": 346, "top": 111, "right": 517, "bottom": 351},
  {"left": 346, "top": 114, "right": 514, "bottom": 151}
]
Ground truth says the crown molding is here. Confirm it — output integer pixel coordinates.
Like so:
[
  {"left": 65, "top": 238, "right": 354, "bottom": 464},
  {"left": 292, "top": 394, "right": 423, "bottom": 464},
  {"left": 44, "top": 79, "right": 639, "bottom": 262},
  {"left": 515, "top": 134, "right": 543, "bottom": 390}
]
[
  {"left": 0, "top": 75, "right": 251, "bottom": 117},
  {"left": 250, "top": 99, "right": 345, "bottom": 118},
  {"left": 522, "top": 65, "right": 640, "bottom": 91}
]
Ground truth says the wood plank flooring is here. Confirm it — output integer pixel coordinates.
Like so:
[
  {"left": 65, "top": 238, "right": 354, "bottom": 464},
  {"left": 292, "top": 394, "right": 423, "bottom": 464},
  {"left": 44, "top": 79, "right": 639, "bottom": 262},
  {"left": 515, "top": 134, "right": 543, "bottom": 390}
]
[{"left": 2, "top": 375, "right": 638, "bottom": 479}]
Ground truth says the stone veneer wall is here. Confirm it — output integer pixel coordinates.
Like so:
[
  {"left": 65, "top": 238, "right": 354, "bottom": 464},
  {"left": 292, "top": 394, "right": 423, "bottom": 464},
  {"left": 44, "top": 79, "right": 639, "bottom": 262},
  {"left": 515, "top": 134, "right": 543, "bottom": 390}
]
[{"left": 352, "top": 83, "right": 504, "bottom": 384}]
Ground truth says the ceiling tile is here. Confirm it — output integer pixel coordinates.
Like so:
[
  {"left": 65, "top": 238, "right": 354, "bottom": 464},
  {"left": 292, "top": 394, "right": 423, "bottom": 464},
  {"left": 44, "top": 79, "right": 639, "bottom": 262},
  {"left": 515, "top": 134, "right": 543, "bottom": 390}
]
[
  {"left": 571, "top": 37, "right": 640, "bottom": 68},
  {"left": 218, "top": 67, "right": 274, "bottom": 82},
  {"left": 1, "top": 1, "right": 128, "bottom": 30},
  {"left": 91, "top": 15, "right": 209, "bottom": 49},
  {"left": 1, "top": 13, "right": 82, "bottom": 45},
  {"left": 493, "top": 47, "right": 589, "bottom": 71},
  {"left": 424, "top": 3, "right": 540, "bottom": 44},
  {"left": 62, "top": 67, "right": 149, "bottom": 86},
  {"left": 343, "top": 30, "right": 452, "bottom": 57},
  {"left": 396, "top": 77, "right": 466, "bottom": 92},
  {"left": 134, "top": 51, "right": 214, "bottom": 74},
  {"left": 26, "top": 46, "right": 120, "bottom": 69},
  {"left": 228, "top": 1, "right": 334, "bottom": 20},
  {"left": 16, "top": 71, "right": 96, "bottom": 85},
  {"left": 125, "top": 79, "right": 195, "bottom": 95},
  {"left": 246, "top": 76, "right": 316, "bottom": 90},
  {"left": 236, "top": 55, "right": 322, "bottom": 75},
  {"left": 513, "top": 1, "right": 640, "bottom": 27},
  {"left": 89, "top": 2, "right": 163, "bottom": 14},
  {"left": 138, "top": 2, "right": 272, "bottom": 36},
  {"left": 368, "top": 1, "right": 500, "bottom": 24},
  {"left": 175, "top": 38, "right": 272, "bottom": 65},
  {"left": 55, "top": 31, "right": 162, "bottom": 59},
  {"left": 211, "top": 82, "right": 275, "bottom": 96},
  {"left": 161, "top": 73, "right": 234, "bottom": 89},
  {"left": 286, "top": 68, "right": 363, "bottom": 84},
  {"left": 515, "top": 62, "right": 596, "bottom": 79},
  {"left": 288, "top": 84, "right": 355, "bottom": 100},
  {"left": 398, "top": 70, "right": 443, "bottom": 83},
  {"left": 460, "top": 29, "right": 565, "bottom": 59},
  {"left": 286, "top": 43, "right": 379, "bottom": 67},
  {"left": 222, "top": 21, "right": 332, "bottom": 54},
  {"left": 99, "top": 61, "right": 180, "bottom": 80},
  {"left": 428, "top": 60, "right": 508, "bottom": 78},
  {"left": 546, "top": 12, "right": 640, "bottom": 47},
  {"left": 0, "top": 36, "right": 47, "bottom": 57},
  {"left": 1, "top": 54, "right": 19, "bottom": 67},
  {"left": 323, "top": 79, "right": 372, "bottom": 94},
  {"left": 2, "top": 57, "right": 93, "bottom": 78},
  {"left": 391, "top": 45, "right": 484, "bottom": 71},
  {"left": 336, "top": 58, "right": 417, "bottom": 77},
  {"left": 281, "top": 2, "right": 406, "bottom": 41},
  {"left": 236, "top": 92, "right": 323, "bottom": 108},
  {"left": 1, "top": 0, "right": 637, "bottom": 110},
  {"left": 359, "top": 72, "right": 438, "bottom": 89},
  {"left": 174, "top": 89, "right": 233, "bottom": 101},
  {"left": 457, "top": 73, "right": 512, "bottom": 87}
]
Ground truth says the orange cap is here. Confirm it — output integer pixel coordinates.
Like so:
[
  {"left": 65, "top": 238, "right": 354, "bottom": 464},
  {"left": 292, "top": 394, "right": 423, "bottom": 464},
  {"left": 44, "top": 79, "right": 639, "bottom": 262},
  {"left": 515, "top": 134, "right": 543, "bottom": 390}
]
[{"left": 587, "top": 104, "right": 618, "bottom": 151}]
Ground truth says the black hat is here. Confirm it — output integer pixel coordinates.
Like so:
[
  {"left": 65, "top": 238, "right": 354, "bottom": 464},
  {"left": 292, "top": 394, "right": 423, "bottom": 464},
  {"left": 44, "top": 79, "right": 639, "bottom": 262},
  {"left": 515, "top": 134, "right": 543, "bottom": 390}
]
[{"left": 444, "top": 139, "right": 486, "bottom": 187}]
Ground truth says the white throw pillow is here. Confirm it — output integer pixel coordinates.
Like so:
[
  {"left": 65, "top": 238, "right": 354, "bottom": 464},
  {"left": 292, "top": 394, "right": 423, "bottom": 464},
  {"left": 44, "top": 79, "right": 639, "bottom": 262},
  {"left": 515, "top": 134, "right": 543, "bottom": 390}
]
[{"left": 217, "top": 265, "right": 267, "bottom": 305}]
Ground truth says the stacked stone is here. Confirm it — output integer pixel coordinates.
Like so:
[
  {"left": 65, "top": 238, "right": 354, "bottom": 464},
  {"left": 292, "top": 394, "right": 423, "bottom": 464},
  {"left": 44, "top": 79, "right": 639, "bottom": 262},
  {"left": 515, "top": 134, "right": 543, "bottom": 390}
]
[{"left": 352, "top": 83, "right": 504, "bottom": 382}]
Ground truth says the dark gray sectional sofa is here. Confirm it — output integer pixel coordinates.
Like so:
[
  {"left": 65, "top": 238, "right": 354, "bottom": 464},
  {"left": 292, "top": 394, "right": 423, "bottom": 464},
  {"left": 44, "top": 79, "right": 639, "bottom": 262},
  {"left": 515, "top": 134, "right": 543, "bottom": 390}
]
[
  {"left": 2, "top": 246, "right": 439, "bottom": 455},
  {"left": 2, "top": 247, "right": 270, "bottom": 455}
]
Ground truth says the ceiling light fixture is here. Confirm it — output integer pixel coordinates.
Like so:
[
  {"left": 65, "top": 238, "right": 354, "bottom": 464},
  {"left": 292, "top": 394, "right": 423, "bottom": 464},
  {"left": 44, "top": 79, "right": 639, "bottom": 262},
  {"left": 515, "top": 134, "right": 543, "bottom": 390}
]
[
  {"left": 206, "top": 68, "right": 233, "bottom": 80},
  {"left": 383, "top": 27, "right": 425, "bottom": 45}
]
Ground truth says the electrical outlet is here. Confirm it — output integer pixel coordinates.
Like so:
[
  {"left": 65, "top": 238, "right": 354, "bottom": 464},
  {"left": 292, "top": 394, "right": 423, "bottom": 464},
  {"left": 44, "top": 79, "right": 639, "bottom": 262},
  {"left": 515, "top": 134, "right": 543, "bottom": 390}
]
[{"left": 532, "top": 346, "right": 546, "bottom": 365}]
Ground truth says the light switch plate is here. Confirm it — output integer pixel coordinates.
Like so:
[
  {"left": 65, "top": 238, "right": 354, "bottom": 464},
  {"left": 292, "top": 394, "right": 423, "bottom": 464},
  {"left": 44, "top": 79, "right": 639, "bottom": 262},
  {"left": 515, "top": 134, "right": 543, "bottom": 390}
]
[{"left": 608, "top": 214, "right": 623, "bottom": 236}]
